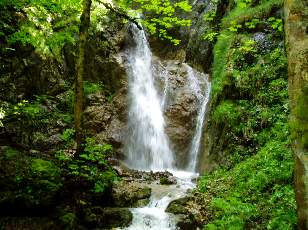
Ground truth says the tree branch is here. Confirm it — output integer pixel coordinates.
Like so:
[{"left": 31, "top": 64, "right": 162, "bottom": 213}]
[{"left": 95, "top": 0, "right": 143, "bottom": 30}]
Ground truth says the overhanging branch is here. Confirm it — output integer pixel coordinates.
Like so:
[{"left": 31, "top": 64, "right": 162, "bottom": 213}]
[{"left": 95, "top": 0, "right": 143, "bottom": 30}]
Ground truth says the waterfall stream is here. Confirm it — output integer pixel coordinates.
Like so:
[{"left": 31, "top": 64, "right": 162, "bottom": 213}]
[
  {"left": 122, "top": 24, "right": 211, "bottom": 229},
  {"left": 125, "top": 25, "right": 174, "bottom": 171},
  {"left": 186, "top": 65, "right": 211, "bottom": 172}
]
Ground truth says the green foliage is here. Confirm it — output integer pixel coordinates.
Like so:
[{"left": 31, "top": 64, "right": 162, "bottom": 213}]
[
  {"left": 268, "top": 17, "right": 283, "bottom": 33},
  {"left": 228, "top": 21, "right": 242, "bottom": 32},
  {"left": 60, "top": 128, "right": 75, "bottom": 143},
  {"left": 213, "top": 101, "right": 240, "bottom": 125},
  {"left": 119, "top": 0, "right": 192, "bottom": 45},
  {"left": 59, "top": 212, "right": 76, "bottom": 229},
  {"left": 11, "top": 99, "right": 42, "bottom": 118},
  {"left": 0, "top": 108, "right": 5, "bottom": 127},
  {"left": 57, "top": 138, "right": 117, "bottom": 193},
  {"left": 4, "top": 98, "right": 50, "bottom": 139},
  {"left": 201, "top": 0, "right": 296, "bottom": 228},
  {"left": 83, "top": 81, "right": 103, "bottom": 96},
  {"left": 244, "top": 18, "right": 260, "bottom": 29},
  {"left": 31, "top": 159, "right": 60, "bottom": 179},
  {"left": 60, "top": 128, "right": 75, "bottom": 148},
  {"left": 8, "top": 0, "right": 81, "bottom": 59},
  {"left": 221, "top": 0, "right": 284, "bottom": 29},
  {"left": 211, "top": 31, "right": 235, "bottom": 97},
  {"left": 204, "top": 11, "right": 216, "bottom": 22},
  {"left": 17, "top": 157, "right": 62, "bottom": 204},
  {"left": 238, "top": 39, "right": 256, "bottom": 53},
  {"left": 4, "top": 147, "right": 20, "bottom": 159},
  {"left": 203, "top": 31, "right": 218, "bottom": 42},
  {"left": 200, "top": 139, "right": 296, "bottom": 229},
  {"left": 237, "top": 0, "right": 252, "bottom": 9}
]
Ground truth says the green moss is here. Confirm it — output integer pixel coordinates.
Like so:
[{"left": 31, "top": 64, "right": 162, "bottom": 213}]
[
  {"left": 293, "top": 86, "right": 308, "bottom": 149},
  {"left": 4, "top": 147, "right": 20, "bottom": 159},
  {"left": 222, "top": 0, "right": 284, "bottom": 28},
  {"left": 31, "top": 159, "right": 60, "bottom": 178},
  {"left": 213, "top": 101, "right": 240, "bottom": 125},
  {"left": 59, "top": 212, "right": 76, "bottom": 229},
  {"left": 211, "top": 31, "right": 235, "bottom": 98},
  {"left": 83, "top": 81, "right": 103, "bottom": 96}
]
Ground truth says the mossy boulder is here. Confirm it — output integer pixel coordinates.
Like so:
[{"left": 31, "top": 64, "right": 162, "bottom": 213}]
[
  {"left": 0, "top": 148, "right": 62, "bottom": 213},
  {"left": 166, "top": 197, "right": 190, "bottom": 214},
  {"left": 111, "top": 181, "right": 151, "bottom": 207},
  {"left": 160, "top": 175, "right": 176, "bottom": 185},
  {"left": 83, "top": 206, "right": 133, "bottom": 228}
]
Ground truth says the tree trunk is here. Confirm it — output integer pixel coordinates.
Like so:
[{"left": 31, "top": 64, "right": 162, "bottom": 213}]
[
  {"left": 284, "top": 0, "right": 308, "bottom": 228},
  {"left": 74, "top": 0, "right": 92, "bottom": 155}
]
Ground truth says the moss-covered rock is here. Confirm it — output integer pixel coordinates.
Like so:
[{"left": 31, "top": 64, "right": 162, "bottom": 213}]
[
  {"left": 111, "top": 181, "right": 151, "bottom": 207},
  {"left": 0, "top": 148, "right": 62, "bottom": 213},
  {"left": 83, "top": 206, "right": 133, "bottom": 228},
  {"left": 166, "top": 197, "right": 189, "bottom": 214}
]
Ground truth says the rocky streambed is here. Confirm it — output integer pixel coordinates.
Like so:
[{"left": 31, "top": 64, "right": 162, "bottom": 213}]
[{"left": 93, "top": 163, "right": 204, "bottom": 230}]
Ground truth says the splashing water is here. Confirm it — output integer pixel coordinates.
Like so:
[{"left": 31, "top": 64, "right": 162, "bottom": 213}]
[{"left": 185, "top": 65, "right": 211, "bottom": 172}]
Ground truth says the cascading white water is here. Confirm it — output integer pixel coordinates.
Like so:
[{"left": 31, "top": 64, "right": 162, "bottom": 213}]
[
  {"left": 125, "top": 25, "right": 174, "bottom": 171},
  {"left": 185, "top": 65, "right": 211, "bottom": 172},
  {"left": 123, "top": 171, "right": 197, "bottom": 230},
  {"left": 122, "top": 24, "right": 211, "bottom": 230}
]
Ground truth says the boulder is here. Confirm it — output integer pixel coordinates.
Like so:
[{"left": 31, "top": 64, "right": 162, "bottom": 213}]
[
  {"left": 166, "top": 196, "right": 200, "bottom": 230},
  {"left": 83, "top": 207, "right": 133, "bottom": 229},
  {"left": 153, "top": 60, "right": 208, "bottom": 169},
  {"left": 166, "top": 197, "right": 190, "bottom": 214},
  {"left": 111, "top": 181, "right": 151, "bottom": 207}
]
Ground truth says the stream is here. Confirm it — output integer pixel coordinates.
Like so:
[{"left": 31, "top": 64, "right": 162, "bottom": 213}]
[{"left": 121, "top": 24, "right": 211, "bottom": 229}]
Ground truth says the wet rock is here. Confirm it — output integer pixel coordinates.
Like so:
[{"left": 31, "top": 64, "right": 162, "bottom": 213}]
[
  {"left": 153, "top": 60, "right": 207, "bottom": 169},
  {"left": 160, "top": 175, "right": 177, "bottom": 185},
  {"left": 112, "top": 181, "right": 151, "bottom": 207},
  {"left": 167, "top": 196, "right": 202, "bottom": 230},
  {"left": 166, "top": 197, "right": 190, "bottom": 214},
  {"left": 253, "top": 32, "right": 273, "bottom": 53},
  {"left": 175, "top": 214, "right": 197, "bottom": 230}
]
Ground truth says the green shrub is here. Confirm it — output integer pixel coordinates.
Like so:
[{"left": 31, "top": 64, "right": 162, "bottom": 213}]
[
  {"left": 83, "top": 81, "right": 103, "bottom": 96},
  {"left": 4, "top": 147, "right": 20, "bottom": 159},
  {"left": 213, "top": 101, "right": 240, "bottom": 125},
  {"left": 60, "top": 128, "right": 75, "bottom": 143},
  {"left": 57, "top": 138, "right": 117, "bottom": 193}
]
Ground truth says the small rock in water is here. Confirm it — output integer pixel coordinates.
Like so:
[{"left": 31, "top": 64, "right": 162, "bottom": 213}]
[{"left": 160, "top": 175, "right": 177, "bottom": 185}]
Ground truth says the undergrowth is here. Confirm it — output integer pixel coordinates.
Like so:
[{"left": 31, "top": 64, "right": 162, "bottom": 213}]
[{"left": 198, "top": 0, "right": 297, "bottom": 228}]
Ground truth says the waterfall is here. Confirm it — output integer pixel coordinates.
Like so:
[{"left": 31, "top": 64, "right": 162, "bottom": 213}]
[
  {"left": 185, "top": 65, "right": 211, "bottom": 172},
  {"left": 125, "top": 24, "right": 174, "bottom": 171},
  {"left": 122, "top": 24, "right": 211, "bottom": 230}
]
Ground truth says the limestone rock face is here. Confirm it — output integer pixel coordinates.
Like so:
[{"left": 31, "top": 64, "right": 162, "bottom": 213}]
[
  {"left": 284, "top": 0, "right": 308, "bottom": 228},
  {"left": 84, "top": 56, "right": 208, "bottom": 169},
  {"left": 153, "top": 59, "right": 208, "bottom": 169}
]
